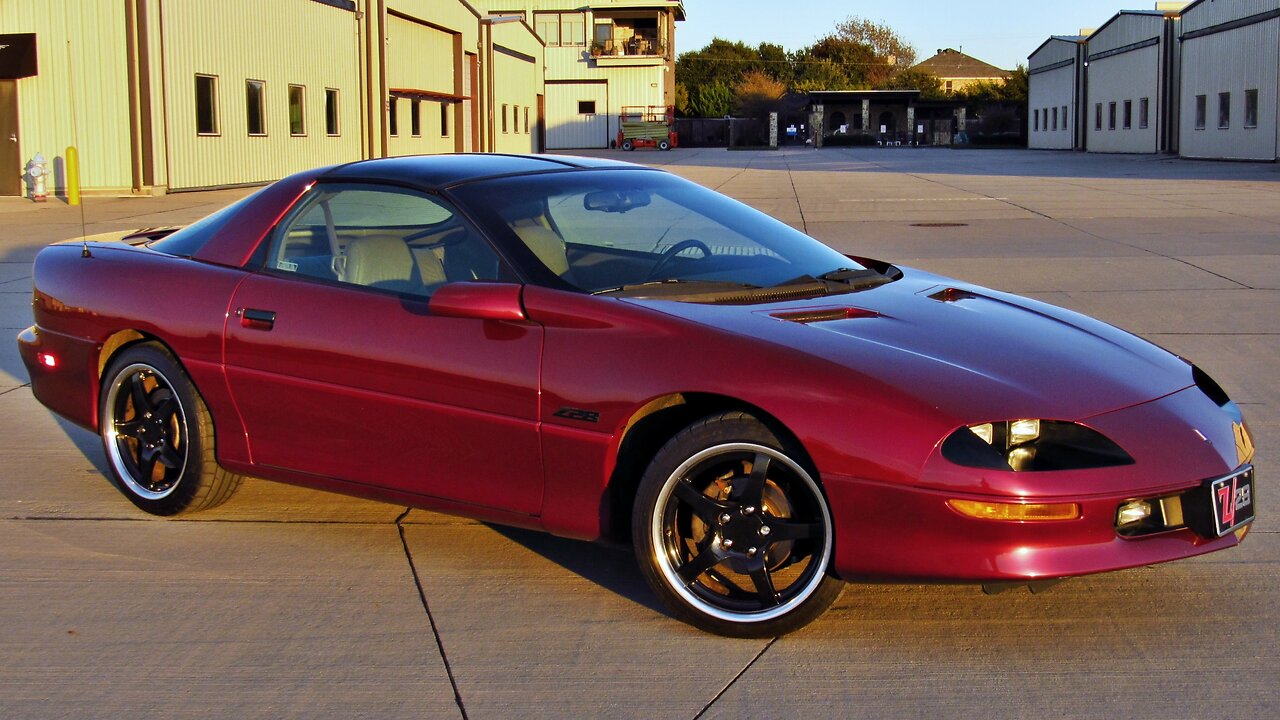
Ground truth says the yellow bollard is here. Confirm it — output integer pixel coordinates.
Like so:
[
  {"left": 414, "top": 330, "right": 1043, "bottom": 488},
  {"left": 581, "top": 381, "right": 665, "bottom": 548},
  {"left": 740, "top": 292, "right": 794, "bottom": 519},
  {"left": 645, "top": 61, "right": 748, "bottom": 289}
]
[{"left": 66, "top": 146, "right": 80, "bottom": 206}]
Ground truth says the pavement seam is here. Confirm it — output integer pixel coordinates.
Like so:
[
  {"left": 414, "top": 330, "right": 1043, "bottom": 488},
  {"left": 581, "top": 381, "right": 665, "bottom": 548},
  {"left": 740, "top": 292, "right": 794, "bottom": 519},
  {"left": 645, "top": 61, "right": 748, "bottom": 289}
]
[
  {"left": 0, "top": 384, "right": 32, "bottom": 397},
  {"left": 396, "top": 507, "right": 469, "bottom": 720},
  {"left": 690, "top": 636, "right": 777, "bottom": 720},
  {"left": 781, "top": 151, "right": 810, "bottom": 235}
]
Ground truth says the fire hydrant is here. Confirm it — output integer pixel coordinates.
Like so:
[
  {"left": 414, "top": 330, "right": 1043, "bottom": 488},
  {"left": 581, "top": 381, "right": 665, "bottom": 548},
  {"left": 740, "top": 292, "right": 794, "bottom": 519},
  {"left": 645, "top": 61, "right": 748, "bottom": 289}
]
[{"left": 26, "top": 153, "right": 47, "bottom": 202}]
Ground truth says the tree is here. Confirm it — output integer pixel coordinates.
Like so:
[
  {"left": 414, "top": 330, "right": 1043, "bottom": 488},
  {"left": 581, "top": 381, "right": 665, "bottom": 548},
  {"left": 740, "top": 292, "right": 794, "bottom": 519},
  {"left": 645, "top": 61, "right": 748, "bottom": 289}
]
[
  {"left": 688, "top": 83, "right": 732, "bottom": 118},
  {"left": 733, "top": 71, "right": 786, "bottom": 119},
  {"left": 832, "top": 16, "right": 917, "bottom": 67},
  {"left": 877, "top": 68, "right": 944, "bottom": 99}
]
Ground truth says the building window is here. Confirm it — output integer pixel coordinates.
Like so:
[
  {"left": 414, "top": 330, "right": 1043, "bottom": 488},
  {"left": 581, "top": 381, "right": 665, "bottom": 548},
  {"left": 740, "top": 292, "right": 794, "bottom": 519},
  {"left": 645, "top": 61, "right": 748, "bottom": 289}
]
[
  {"left": 1051, "top": 106, "right": 1057, "bottom": 131},
  {"left": 512, "top": 104, "right": 519, "bottom": 133},
  {"left": 325, "top": 89, "right": 340, "bottom": 136},
  {"left": 388, "top": 96, "right": 398, "bottom": 136},
  {"left": 1108, "top": 102, "right": 1116, "bottom": 131},
  {"left": 441, "top": 103, "right": 450, "bottom": 137},
  {"left": 945, "top": 80, "right": 953, "bottom": 93},
  {"left": 535, "top": 12, "right": 585, "bottom": 46},
  {"left": 289, "top": 85, "right": 306, "bottom": 136},
  {"left": 1218, "top": 92, "right": 1230, "bottom": 129},
  {"left": 195, "top": 74, "right": 219, "bottom": 135},
  {"left": 502, "top": 103, "right": 508, "bottom": 133},
  {"left": 524, "top": 106, "right": 530, "bottom": 134},
  {"left": 1195, "top": 95, "right": 1206, "bottom": 130},
  {"left": 1095, "top": 103, "right": 1102, "bottom": 131},
  {"left": 1245, "top": 89, "right": 1258, "bottom": 129},
  {"left": 578, "top": 100, "right": 596, "bottom": 114},
  {"left": 411, "top": 99, "right": 421, "bottom": 136},
  {"left": 1123, "top": 100, "right": 1132, "bottom": 130},
  {"left": 1139, "top": 97, "right": 1149, "bottom": 130},
  {"left": 245, "top": 80, "right": 266, "bottom": 136},
  {"left": 1033, "top": 109, "right": 1039, "bottom": 132},
  {"left": 1061, "top": 106, "right": 1068, "bottom": 130}
]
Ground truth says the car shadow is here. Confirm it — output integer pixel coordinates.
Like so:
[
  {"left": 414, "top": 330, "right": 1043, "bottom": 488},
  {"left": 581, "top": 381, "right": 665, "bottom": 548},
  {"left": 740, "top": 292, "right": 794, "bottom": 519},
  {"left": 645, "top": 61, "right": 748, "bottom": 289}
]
[{"left": 486, "top": 523, "right": 667, "bottom": 615}]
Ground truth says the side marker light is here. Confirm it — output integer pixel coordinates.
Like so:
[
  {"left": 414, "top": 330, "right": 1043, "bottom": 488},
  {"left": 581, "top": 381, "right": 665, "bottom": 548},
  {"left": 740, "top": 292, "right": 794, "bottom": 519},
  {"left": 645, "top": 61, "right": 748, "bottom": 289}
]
[
  {"left": 36, "top": 352, "right": 58, "bottom": 369},
  {"left": 947, "top": 499, "right": 1080, "bottom": 522}
]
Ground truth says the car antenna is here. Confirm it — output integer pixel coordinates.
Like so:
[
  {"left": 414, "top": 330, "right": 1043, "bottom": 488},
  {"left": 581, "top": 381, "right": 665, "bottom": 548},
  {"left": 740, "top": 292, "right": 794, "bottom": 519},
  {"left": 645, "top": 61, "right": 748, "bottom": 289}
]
[{"left": 67, "top": 39, "right": 91, "bottom": 258}]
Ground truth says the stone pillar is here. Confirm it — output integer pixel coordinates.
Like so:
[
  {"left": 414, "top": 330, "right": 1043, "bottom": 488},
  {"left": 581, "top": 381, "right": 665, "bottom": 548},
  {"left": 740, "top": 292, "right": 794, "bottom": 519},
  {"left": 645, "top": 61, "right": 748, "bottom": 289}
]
[
  {"left": 769, "top": 112, "right": 778, "bottom": 148},
  {"left": 906, "top": 105, "right": 915, "bottom": 146},
  {"left": 810, "top": 104, "right": 824, "bottom": 148},
  {"left": 861, "top": 98, "right": 871, "bottom": 132}
]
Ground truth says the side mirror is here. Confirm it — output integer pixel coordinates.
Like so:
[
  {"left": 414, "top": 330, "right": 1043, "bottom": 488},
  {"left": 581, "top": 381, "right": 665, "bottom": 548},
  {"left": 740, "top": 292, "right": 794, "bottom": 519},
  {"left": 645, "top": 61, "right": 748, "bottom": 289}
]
[{"left": 428, "top": 282, "right": 526, "bottom": 321}]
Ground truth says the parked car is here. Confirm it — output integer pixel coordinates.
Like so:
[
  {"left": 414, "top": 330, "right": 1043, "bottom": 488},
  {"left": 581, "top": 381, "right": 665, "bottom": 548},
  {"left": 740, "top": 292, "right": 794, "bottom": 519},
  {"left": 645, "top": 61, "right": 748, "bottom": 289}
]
[{"left": 18, "top": 154, "right": 1256, "bottom": 636}]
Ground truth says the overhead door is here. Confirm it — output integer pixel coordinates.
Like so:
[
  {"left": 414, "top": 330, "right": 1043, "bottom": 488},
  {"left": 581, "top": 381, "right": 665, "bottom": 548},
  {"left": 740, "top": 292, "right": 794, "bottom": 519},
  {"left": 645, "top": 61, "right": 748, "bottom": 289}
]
[{"left": 545, "top": 82, "right": 608, "bottom": 149}]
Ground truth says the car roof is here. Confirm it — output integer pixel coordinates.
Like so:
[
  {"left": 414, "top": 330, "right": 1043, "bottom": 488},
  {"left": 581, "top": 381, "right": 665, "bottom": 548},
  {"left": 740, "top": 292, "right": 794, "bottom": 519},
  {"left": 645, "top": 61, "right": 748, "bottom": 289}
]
[{"left": 319, "top": 153, "right": 647, "bottom": 189}]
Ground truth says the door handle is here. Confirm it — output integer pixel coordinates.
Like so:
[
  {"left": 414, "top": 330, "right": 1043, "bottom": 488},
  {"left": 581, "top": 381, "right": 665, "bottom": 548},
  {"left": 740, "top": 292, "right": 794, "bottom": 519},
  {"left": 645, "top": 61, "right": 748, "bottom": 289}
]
[
  {"left": 8, "top": 133, "right": 15, "bottom": 143},
  {"left": 237, "top": 308, "right": 276, "bottom": 331}
]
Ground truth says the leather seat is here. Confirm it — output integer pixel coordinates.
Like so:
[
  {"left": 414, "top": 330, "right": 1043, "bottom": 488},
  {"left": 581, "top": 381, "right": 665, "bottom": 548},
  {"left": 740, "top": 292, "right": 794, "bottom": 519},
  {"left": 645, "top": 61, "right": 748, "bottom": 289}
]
[
  {"left": 512, "top": 225, "right": 574, "bottom": 281},
  {"left": 343, "top": 234, "right": 445, "bottom": 295}
]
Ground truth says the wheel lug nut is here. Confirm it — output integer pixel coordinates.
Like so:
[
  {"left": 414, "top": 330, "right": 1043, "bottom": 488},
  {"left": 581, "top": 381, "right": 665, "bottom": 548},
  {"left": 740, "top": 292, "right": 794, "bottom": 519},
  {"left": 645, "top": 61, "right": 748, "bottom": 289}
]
[
  {"left": 719, "top": 513, "right": 731, "bottom": 525},
  {"left": 747, "top": 547, "right": 758, "bottom": 557},
  {"left": 744, "top": 506, "right": 756, "bottom": 515},
  {"left": 759, "top": 526, "right": 771, "bottom": 536},
  {"left": 722, "top": 539, "right": 734, "bottom": 549}
]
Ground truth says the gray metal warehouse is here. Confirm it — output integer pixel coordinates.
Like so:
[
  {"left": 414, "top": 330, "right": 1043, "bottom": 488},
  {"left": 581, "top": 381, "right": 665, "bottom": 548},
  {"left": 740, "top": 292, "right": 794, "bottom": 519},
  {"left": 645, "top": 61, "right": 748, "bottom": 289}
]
[
  {"left": 1178, "top": 0, "right": 1280, "bottom": 160},
  {"left": 1085, "top": 10, "right": 1180, "bottom": 154},
  {"left": 1028, "top": 36, "right": 1086, "bottom": 150}
]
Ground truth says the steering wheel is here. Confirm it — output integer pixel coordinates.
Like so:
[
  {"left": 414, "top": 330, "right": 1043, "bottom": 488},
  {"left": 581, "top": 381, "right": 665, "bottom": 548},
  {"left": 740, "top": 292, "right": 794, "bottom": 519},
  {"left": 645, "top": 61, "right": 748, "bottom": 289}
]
[{"left": 644, "top": 239, "right": 712, "bottom": 282}]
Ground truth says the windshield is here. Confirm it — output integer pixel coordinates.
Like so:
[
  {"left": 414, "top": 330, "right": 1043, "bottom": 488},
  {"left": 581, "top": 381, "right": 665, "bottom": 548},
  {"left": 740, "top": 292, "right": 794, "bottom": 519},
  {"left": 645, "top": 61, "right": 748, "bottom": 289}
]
[{"left": 451, "top": 170, "right": 876, "bottom": 300}]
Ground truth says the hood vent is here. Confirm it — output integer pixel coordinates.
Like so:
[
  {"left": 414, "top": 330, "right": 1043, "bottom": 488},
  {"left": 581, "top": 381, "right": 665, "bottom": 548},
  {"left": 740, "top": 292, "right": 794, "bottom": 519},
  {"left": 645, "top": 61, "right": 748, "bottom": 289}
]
[{"left": 771, "top": 307, "right": 879, "bottom": 324}]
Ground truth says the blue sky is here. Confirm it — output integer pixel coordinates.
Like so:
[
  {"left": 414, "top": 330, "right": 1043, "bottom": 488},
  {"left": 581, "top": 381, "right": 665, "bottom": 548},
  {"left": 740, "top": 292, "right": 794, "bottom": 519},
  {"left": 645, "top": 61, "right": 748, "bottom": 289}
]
[{"left": 678, "top": 1, "right": 1152, "bottom": 70}]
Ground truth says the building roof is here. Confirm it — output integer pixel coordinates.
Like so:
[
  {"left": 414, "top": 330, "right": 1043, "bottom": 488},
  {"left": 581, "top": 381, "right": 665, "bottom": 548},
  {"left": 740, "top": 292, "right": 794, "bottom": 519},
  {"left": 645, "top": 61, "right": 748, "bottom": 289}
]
[{"left": 912, "top": 48, "right": 1010, "bottom": 79}]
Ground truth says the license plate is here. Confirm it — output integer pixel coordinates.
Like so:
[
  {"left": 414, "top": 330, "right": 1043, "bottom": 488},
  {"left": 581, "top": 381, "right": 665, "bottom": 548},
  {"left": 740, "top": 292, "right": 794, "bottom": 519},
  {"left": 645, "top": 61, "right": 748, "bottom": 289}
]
[{"left": 1209, "top": 466, "right": 1255, "bottom": 537}]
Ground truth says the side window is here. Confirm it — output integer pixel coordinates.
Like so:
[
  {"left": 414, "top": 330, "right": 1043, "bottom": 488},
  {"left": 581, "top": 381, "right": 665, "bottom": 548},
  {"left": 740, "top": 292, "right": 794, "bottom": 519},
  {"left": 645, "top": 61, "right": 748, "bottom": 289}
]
[{"left": 266, "top": 184, "right": 506, "bottom": 297}]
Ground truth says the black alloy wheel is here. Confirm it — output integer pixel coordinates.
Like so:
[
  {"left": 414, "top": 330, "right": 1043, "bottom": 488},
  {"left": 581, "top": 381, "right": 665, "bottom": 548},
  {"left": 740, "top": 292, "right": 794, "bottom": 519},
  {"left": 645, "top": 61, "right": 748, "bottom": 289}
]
[{"left": 634, "top": 413, "right": 843, "bottom": 637}]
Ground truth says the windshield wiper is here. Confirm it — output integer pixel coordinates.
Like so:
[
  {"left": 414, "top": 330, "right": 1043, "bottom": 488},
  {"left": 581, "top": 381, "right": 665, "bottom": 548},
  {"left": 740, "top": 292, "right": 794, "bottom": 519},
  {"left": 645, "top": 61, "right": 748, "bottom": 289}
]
[
  {"left": 771, "top": 267, "right": 892, "bottom": 293},
  {"left": 591, "top": 279, "right": 760, "bottom": 296}
]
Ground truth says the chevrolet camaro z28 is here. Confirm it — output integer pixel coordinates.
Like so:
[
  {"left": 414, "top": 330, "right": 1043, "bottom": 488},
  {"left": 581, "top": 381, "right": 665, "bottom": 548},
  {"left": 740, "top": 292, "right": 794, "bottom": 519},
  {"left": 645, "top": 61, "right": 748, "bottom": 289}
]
[{"left": 18, "top": 154, "right": 1256, "bottom": 636}]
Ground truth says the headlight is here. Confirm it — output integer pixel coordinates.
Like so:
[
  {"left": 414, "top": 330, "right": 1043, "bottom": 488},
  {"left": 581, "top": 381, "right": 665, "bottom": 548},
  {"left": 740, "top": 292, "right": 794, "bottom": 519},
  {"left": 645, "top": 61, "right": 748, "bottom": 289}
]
[{"left": 941, "top": 419, "right": 1134, "bottom": 472}]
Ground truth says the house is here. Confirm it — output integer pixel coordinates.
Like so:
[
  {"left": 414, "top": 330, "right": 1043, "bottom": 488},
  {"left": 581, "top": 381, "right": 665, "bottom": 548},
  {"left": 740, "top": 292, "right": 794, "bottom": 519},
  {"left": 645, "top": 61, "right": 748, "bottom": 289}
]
[{"left": 912, "top": 48, "right": 1011, "bottom": 95}]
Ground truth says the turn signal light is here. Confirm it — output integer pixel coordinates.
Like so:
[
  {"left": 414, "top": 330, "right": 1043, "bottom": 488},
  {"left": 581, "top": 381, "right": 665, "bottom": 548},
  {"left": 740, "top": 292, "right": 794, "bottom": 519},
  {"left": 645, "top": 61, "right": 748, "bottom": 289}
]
[{"left": 947, "top": 499, "right": 1080, "bottom": 522}]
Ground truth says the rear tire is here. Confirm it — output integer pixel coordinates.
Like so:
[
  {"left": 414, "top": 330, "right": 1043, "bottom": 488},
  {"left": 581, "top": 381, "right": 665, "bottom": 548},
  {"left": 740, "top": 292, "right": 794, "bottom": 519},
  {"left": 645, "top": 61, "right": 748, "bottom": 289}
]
[
  {"left": 99, "top": 343, "right": 243, "bottom": 515},
  {"left": 632, "top": 412, "right": 843, "bottom": 637},
  {"left": 658, "top": 139, "right": 671, "bottom": 151},
  {"left": 621, "top": 139, "right": 635, "bottom": 151}
]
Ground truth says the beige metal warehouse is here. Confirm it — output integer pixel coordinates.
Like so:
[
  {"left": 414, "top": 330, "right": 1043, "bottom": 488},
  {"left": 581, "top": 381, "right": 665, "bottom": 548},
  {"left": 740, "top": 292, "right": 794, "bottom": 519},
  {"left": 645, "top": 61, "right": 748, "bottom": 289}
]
[
  {"left": 474, "top": 1, "right": 684, "bottom": 149},
  {"left": 0, "top": 0, "right": 545, "bottom": 196}
]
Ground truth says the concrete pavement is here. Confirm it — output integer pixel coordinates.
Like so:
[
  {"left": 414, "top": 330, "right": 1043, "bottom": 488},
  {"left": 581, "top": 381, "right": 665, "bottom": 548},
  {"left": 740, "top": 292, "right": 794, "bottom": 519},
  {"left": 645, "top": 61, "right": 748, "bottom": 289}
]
[{"left": 1, "top": 147, "right": 1276, "bottom": 719}]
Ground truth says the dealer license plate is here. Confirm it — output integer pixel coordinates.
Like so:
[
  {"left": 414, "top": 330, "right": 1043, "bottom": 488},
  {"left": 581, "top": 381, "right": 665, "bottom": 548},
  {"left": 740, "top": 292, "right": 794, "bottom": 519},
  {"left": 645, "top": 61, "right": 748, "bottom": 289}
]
[{"left": 1209, "top": 466, "right": 1255, "bottom": 537}]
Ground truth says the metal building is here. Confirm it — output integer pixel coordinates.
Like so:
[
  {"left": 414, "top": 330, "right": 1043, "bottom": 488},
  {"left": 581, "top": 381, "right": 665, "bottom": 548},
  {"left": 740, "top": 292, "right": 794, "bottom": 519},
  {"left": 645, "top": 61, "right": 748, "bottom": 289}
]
[
  {"left": 0, "top": 0, "right": 545, "bottom": 196},
  {"left": 474, "top": 1, "right": 685, "bottom": 149},
  {"left": 1178, "top": 0, "right": 1280, "bottom": 160},
  {"left": 1085, "top": 10, "right": 1181, "bottom": 154},
  {"left": 1028, "top": 36, "right": 1087, "bottom": 150}
]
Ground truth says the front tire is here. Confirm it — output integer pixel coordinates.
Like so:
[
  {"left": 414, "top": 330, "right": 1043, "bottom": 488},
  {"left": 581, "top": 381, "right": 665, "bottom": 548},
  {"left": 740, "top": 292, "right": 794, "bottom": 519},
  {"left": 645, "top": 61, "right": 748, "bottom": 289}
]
[
  {"left": 632, "top": 412, "right": 843, "bottom": 637},
  {"left": 621, "top": 139, "right": 635, "bottom": 151},
  {"left": 99, "top": 343, "right": 242, "bottom": 515}
]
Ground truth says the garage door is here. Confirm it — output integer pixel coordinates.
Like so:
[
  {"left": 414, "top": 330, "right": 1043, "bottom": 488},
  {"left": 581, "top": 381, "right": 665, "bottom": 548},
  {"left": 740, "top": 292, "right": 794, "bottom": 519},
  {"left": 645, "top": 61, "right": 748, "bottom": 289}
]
[{"left": 545, "top": 82, "right": 609, "bottom": 149}]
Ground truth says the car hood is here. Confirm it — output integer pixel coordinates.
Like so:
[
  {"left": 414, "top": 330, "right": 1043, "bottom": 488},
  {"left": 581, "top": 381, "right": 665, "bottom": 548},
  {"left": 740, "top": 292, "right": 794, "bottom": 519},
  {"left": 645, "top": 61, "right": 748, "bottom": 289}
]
[{"left": 624, "top": 266, "right": 1194, "bottom": 424}]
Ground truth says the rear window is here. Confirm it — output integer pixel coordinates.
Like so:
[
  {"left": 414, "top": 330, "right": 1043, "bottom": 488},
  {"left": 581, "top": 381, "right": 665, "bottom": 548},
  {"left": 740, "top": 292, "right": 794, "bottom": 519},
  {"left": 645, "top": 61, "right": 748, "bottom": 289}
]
[{"left": 148, "top": 189, "right": 263, "bottom": 258}]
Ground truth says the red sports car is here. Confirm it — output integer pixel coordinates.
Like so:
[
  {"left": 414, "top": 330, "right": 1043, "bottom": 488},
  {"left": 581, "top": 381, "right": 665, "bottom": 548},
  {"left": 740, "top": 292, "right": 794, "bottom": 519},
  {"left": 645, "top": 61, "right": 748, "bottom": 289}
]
[{"left": 18, "top": 154, "right": 1256, "bottom": 637}]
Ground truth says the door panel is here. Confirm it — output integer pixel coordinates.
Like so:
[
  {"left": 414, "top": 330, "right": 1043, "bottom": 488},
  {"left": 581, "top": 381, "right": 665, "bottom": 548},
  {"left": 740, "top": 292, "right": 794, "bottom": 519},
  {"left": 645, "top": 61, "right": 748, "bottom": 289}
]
[
  {"left": 545, "top": 82, "right": 608, "bottom": 149},
  {"left": 224, "top": 275, "right": 544, "bottom": 514},
  {"left": 1, "top": 80, "right": 20, "bottom": 196}
]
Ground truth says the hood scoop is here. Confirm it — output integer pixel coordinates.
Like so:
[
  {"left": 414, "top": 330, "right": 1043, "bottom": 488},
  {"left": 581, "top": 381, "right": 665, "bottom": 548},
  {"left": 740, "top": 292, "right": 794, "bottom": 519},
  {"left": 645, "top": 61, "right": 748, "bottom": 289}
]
[
  {"left": 770, "top": 306, "right": 879, "bottom": 324},
  {"left": 928, "top": 287, "right": 981, "bottom": 303}
]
